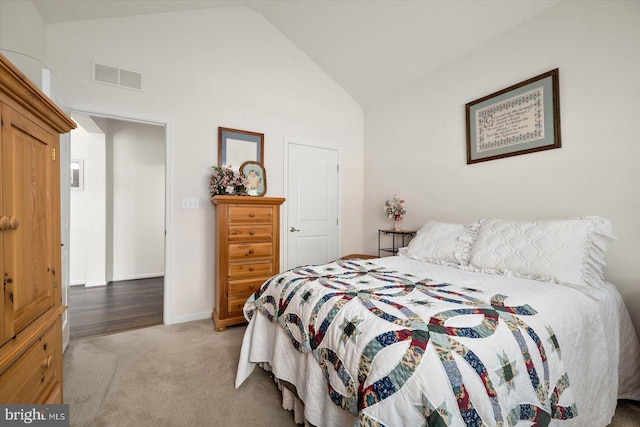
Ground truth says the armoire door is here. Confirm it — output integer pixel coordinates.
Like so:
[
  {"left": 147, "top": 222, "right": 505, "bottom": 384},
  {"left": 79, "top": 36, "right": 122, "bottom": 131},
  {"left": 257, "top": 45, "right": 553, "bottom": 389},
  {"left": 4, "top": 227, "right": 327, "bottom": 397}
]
[{"left": 1, "top": 103, "right": 56, "bottom": 343}]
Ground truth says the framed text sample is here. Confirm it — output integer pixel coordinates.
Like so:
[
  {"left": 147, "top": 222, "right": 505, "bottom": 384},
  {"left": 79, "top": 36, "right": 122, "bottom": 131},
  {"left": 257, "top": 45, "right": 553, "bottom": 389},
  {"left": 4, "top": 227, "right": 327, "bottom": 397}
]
[{"left": 466, "top": 69, "right": 561, "bottom": 164}]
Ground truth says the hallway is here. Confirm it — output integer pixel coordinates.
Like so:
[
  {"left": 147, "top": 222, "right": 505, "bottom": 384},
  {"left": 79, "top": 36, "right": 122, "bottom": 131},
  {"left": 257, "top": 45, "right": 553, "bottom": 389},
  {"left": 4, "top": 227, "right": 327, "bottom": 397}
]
[{"left": 69, "top": 277, "right": 163, "bottom": 340}]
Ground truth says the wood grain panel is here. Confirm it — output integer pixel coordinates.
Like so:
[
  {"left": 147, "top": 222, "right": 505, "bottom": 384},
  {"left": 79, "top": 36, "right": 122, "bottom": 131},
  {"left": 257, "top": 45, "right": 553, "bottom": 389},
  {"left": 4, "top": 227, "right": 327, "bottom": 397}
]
[{"left": 1, "top": 104, "right": 55, "bottom": 340}]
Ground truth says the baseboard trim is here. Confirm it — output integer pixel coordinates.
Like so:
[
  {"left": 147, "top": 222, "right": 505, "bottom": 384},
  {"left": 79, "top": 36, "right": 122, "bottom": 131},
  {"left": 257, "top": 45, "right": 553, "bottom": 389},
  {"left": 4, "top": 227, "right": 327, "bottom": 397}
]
[
  {"left": 70, "top": 280, "right": 85, "bottom": 286},
  {"left": 111, "top": 273, "right": 164, "bottom": 282},
  {"left": 172, "top": 311, "right": 212, "bottom": 325},
  {"left": 85, "top": 280, "right": 107, "bottom": 287}
]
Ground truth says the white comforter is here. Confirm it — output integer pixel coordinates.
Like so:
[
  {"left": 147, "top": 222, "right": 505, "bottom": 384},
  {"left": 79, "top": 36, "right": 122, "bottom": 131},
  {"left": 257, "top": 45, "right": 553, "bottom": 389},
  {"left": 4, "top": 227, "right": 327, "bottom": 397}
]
[{"left": 236, "top": 256, "right": 640, "bottom": 426}]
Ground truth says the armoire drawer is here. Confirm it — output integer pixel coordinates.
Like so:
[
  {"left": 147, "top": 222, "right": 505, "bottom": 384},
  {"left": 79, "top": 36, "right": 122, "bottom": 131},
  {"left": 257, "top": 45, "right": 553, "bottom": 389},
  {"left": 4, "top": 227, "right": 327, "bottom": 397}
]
[
  {"left": 0, "top": 323, "right": 58, "bottom": 404},
  {"left": 228, "top": 242, "right": 273, "bottom": 260},
  {"left": 228, "top": 206, "right": 273, "bottom": 223}
]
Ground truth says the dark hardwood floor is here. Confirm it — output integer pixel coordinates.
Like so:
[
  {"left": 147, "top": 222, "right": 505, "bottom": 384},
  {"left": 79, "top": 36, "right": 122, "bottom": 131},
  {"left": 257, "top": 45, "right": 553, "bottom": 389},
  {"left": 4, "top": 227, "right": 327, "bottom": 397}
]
[{"left": 69, "top": 277, "right": 164, "bottom": 340}]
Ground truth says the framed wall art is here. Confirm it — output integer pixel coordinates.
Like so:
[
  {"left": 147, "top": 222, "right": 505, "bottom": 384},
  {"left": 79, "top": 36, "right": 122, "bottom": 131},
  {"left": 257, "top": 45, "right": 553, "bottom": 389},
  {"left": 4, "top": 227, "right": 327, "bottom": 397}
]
[
  {"left": 218, "top": 127, "right": 264, "bottom": 170},
  {"left": 466, "top": 68, "right": 561, "bottom": 164},
  {"left": 70, "top": 159, "right": 84, "bottom": 191},
  {"left": 240, "top": 161, "right": 266, "bottom": 196}
]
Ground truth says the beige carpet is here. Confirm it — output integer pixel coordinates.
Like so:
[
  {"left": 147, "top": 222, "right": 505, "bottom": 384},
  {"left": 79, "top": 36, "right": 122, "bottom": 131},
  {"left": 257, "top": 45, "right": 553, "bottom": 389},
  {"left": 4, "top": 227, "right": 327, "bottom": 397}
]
[{"left": 64, "top": 319, "right": 640, "bottom": 426}]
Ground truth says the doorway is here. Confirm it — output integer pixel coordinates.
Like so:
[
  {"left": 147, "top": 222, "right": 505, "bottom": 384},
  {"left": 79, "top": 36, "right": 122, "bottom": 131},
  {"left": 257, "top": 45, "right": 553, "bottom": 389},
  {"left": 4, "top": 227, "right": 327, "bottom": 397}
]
[
  {"left": 66, "top": 112, "right": 167, "bottom": 339},
  {"left": 286, "top": 142, "right": 340, "bottom": 269}
]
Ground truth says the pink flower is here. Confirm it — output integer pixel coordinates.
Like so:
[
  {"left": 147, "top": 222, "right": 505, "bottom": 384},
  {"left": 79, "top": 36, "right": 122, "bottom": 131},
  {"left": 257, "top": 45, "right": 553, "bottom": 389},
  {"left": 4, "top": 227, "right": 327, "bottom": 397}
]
[
  {"left": 384, "top": 194, "right": 406, "bottom": 220},
  {"left": 210, "top": 166, "right": 249, "bottom": 196}
]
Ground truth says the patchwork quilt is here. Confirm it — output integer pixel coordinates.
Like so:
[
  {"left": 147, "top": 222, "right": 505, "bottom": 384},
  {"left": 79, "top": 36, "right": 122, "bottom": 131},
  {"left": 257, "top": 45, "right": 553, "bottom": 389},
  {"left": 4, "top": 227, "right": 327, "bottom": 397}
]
[{"left": 243, "top": 259, "right": 579, "bottom": 426}]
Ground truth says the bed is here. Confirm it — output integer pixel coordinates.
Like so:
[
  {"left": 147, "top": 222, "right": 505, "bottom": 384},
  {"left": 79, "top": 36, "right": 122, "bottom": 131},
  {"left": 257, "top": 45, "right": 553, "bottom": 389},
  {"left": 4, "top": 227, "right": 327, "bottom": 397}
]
[{"left": 235, "top": 217, "right": 640, "bottom": 426}]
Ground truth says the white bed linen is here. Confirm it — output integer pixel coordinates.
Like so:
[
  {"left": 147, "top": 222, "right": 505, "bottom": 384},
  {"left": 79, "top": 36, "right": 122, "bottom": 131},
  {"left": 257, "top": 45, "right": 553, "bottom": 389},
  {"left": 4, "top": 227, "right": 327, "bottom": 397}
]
[{"left": 236, "top": 256, "right": 640, "bottom": 426}]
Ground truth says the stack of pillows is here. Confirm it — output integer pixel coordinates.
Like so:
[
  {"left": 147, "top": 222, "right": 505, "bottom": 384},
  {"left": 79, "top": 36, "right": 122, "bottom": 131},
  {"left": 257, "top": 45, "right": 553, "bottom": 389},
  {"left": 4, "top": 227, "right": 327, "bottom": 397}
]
[{"left": 401, "top": 216, "right": 616, "bottom": 299}]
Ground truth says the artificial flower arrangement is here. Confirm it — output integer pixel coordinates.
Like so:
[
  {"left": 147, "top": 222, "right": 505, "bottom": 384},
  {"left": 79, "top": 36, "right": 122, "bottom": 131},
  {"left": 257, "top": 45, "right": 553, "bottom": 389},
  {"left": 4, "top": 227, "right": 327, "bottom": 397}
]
[
  {"left": 384, "top": 194, "right": 406, "bottom": 229},
  {"left": 210, "top": 165, "right": 248, "bottom": 196}
]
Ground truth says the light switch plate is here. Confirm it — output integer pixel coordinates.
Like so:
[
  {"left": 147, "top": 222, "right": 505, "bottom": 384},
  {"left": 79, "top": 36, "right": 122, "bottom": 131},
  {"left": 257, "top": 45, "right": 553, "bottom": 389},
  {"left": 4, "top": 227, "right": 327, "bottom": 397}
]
[{"left": 181, "top": 197, "right": 199, "bottom": 209}]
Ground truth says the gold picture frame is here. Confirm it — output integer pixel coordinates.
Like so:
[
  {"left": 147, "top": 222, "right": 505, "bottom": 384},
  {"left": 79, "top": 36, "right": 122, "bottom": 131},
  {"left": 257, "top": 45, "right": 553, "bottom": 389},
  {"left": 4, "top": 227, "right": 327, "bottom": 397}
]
[{"left": 240, "top": 161, "right": 266, "bottom": 197}]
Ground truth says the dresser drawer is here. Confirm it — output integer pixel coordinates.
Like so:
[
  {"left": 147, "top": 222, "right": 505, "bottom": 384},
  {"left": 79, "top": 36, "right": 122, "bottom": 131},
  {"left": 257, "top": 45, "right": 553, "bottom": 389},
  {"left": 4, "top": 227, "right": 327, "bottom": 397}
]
[
  {"left": 229, "top": 261, "right": 274, "bottom": 278},
  {"left": 228, "top": 242, "right": 273, "bottom": 260},
  {"left": 228, "top": 225, "right": 273, "bottom": 241},
  {"left": 0, "top": 323, "right": 58, "bottom": 404},
  {"left": 228, "top": 206, "right": 273, "bottom": 223},
  {"left": 228, "top": 295, "right": 250, "bottom": 317},
  {"left": 229, "top": 277, "right": 268, "bottom": 296}
]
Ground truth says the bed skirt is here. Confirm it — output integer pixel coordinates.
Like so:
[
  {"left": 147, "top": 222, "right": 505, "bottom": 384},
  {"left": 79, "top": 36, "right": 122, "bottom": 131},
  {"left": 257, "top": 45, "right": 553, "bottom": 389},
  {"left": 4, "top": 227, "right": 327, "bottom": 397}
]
[{"left": 259, "top": 362, "right": 310, "bottom": 425}]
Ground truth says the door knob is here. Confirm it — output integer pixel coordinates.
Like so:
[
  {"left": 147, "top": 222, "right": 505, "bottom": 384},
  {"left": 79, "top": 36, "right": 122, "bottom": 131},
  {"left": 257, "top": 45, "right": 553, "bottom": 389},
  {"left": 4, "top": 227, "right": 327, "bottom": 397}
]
[
  {"left": 290, "top": 227, "right": 300, "bottom": 232},
  {"left": 10, "top": 216, "right": 19, "bottom": 230}
]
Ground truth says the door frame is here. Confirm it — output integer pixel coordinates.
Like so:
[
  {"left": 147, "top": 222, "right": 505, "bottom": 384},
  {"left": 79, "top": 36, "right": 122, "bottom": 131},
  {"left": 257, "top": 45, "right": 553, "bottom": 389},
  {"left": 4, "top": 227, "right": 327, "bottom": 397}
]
[
  {"left": 66, "top": 109, "right": 174, "bottom": 326},
  {"left": 283, "top": 140, "right": 341, "bottom": 270}
]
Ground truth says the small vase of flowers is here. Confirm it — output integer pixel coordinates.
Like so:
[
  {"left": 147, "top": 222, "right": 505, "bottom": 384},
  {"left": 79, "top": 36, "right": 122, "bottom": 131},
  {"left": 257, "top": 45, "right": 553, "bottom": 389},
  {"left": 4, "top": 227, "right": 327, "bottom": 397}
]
[
  {"left": 384, "top": 194, "right": 406, "bottom": 230},
  {"left": 210, "top": 166, "right": 248, "bottom": 197}
]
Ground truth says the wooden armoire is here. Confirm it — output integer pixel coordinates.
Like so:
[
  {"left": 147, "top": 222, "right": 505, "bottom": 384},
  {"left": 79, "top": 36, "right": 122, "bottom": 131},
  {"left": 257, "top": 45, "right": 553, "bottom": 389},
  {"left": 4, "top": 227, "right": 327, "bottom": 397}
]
[
  {"left": 0, "top": 54, "right": 76, "bottom": 403},
  {"left": 211, "top": 195, "right": 285, "bottom": 331}
]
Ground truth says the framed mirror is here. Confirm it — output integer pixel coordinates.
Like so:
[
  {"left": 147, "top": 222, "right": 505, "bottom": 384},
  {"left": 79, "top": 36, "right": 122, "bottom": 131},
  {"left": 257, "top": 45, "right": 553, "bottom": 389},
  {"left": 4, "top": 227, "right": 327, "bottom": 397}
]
[{"left": 218, "top": 127, "right": 264, "bottom": 170}]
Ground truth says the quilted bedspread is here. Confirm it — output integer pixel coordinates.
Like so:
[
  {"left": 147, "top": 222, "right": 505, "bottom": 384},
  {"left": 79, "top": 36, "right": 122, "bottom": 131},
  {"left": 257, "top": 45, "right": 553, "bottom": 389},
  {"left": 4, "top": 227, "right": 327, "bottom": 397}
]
[{"left": 236, "top": 257, "right": 640, "bottom": 427}]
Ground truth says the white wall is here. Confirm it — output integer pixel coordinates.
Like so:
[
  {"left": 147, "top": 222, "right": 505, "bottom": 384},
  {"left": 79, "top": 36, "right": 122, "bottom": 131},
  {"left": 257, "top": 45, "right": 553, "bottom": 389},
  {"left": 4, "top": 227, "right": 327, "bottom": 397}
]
[
  {"left": 0, "top": 0, "right": 46, "bottom": 87},
  {"left": 364, "top": 1, "right": 640, "bottom": 332},
  {"left": 111, "top": 120, "right": 165, "bottom": 281},
  {"left": 45, "top": 7, "right": 364, "bottom": 321},
  {"left": 69, "top": 122, "right": 107, "bottom": 286}
]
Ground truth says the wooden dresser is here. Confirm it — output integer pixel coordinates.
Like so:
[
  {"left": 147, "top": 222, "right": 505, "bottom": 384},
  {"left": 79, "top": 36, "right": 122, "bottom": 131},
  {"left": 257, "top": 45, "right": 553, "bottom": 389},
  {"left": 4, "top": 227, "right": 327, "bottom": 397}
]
[
  {"left": 211, "top": 195, "right": 285, "bottom": 331},
  {"left": 0, "top": 54, "right": 76, "bottom": 403}
]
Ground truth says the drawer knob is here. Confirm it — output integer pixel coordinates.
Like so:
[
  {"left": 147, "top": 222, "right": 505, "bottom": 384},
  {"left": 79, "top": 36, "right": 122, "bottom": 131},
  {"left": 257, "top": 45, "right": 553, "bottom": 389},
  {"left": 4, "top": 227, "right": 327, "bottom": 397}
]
[
  {"left": 43, "top": 355, "right": 54, "bottom": 368},
  {"left": 249, "top": 212, "right": 255, "bottom": 217},
  {"left": 0, "top": 216, "right": 19, "bottom": 231},
  {"left": 248, "top": 249, "right": 254, "bottom": 255},
  {"left": 249, "top": 230, "right": 255, "bottom": 236},
  {"left": 249, "top": 284, "right": 254, "bottom": 290},
  {"left": 248, "top": 267, "right": 254, "bottom": 272}
]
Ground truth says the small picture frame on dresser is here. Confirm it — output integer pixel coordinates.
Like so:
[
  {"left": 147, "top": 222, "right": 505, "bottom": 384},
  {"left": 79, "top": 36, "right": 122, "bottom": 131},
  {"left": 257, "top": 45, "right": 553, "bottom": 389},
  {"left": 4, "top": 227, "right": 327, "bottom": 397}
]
[{"left": 240, "top": 161, "right": 266, "bottom": 196}]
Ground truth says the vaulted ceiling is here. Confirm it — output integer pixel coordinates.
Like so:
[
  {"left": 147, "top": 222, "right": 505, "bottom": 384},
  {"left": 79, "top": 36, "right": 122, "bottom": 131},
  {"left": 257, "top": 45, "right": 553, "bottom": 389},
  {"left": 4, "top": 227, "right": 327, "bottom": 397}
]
[{"left": 32, "top": 0, "right": 559, "bottom": 106}]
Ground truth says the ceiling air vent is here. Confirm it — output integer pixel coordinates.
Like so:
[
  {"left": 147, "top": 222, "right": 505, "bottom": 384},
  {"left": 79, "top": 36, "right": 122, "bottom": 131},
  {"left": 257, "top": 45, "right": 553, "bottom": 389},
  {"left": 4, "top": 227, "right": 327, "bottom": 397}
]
[{"left": 91, "top": 61, "right": 143, "bottom": 91}]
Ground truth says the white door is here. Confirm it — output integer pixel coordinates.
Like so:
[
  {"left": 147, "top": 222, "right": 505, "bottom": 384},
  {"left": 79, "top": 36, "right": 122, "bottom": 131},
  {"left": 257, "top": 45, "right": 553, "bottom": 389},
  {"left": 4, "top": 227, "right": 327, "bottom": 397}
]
[
  {"left": 286, "top": 143, "right": 339, "bottom": 269},
  {"left": 43, "top": 69, "right": 71, "bottom": 351},
  {"left": 59, "top": 132, "right": 71, "bottom": 351}
]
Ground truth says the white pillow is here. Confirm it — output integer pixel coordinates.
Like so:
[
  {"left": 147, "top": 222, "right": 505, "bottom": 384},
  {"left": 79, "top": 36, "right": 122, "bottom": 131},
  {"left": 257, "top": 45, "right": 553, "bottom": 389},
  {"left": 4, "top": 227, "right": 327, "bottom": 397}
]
[
  {"left": 463, "top": 216, "right": 615, "bottom": 298},
  {"left": 403, "top": 221, "right": 466, "bottom": 266}
]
